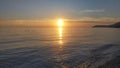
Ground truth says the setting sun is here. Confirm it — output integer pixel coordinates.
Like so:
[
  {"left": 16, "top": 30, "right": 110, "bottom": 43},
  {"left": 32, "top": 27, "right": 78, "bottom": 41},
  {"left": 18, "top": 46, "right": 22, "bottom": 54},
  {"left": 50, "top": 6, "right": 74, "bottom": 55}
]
[{"left": 58, "top": 19, "right": 64, "bottom": 27}]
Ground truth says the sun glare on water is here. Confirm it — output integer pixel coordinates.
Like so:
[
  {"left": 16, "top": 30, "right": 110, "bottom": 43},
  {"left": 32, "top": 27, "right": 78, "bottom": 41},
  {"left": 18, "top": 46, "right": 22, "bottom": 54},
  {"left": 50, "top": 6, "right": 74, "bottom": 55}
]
[
  {"left": 57, "top": 19, "right": 64, "bottom": 45},
  {"left": 58, "top": 19, "right": 64, "bottom": 27}
]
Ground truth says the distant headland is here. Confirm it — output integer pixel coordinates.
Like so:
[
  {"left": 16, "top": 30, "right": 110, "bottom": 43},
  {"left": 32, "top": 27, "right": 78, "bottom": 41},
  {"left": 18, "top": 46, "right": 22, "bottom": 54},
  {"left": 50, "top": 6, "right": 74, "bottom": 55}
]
[{"left": 93, "top": 22, "right": 120, "bottom": 28}]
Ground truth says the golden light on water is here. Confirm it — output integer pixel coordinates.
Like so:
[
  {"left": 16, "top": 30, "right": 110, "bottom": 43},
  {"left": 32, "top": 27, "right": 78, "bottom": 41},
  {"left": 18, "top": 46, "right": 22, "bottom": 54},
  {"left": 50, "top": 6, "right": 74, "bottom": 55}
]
[
  {"left": 58, "top": 27, "right": 63, "bottom": 45},
  {"left": 57, "top": 19, "right": 64, "bottom": 45},
  {"left": 59, "top": 27, "right": 62, "bottom": 40},
  {"left": 58, "top": 19, "right": 64, "bottom": 27}
]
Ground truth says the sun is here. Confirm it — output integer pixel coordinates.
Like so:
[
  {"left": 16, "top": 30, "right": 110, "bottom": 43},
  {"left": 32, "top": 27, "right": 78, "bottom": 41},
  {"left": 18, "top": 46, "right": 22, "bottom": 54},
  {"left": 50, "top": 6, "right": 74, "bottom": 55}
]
[{"left": 58, "top": 19, "right": 64, "bottom": 27}]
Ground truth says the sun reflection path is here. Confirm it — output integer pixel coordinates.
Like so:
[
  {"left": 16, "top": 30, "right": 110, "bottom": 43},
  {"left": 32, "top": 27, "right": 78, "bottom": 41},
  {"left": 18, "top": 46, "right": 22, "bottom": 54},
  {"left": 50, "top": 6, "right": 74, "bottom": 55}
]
[
  {"left": 55, "top": 19, "right": 64, "bottom": 64},
  {"left": 57, "top": 19, "right": 64, "bottom": 48},
  {"left": 58, "top": 27, "right": 63, "bottom": 45}
]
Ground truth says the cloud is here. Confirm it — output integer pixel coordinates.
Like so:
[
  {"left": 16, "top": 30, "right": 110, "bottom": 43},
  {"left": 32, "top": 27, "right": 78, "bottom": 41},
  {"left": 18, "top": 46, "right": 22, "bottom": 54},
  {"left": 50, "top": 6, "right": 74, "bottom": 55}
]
[
  {"left": 65, "top": 17, "right": 120, "bottom": 22},
  {"left": 0, "top": 17, "right": 120, "bottom": 26},
  {"left": 80, "top": 9, "right": 105, "bottom": 13}
]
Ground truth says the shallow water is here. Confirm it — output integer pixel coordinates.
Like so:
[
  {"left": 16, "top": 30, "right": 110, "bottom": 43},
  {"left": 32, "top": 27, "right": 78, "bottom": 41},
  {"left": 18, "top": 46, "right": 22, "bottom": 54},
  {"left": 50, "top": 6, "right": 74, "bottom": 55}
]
[{"left": 0, "top": 27, "right": 120, "bottom": 68}]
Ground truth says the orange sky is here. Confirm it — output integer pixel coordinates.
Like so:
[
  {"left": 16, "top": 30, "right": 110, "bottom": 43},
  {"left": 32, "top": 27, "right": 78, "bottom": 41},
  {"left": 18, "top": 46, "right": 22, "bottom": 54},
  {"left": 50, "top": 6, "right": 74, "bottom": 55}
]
[{"left": 0, "top": 20, "right": 115, "bottom": 28}]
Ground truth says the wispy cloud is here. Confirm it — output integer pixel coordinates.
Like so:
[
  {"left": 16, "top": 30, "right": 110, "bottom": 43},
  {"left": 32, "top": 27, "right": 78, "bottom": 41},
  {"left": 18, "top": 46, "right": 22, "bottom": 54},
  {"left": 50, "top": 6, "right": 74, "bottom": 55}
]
[
  {"left": 0, "top": 17, "right": 120, "bottom": 26},
  {"left": 80, "top": 9, "right": 105, "bottom": 13},
  {"left": 65, "top": 17, "right": 120, "bottom": 22}
]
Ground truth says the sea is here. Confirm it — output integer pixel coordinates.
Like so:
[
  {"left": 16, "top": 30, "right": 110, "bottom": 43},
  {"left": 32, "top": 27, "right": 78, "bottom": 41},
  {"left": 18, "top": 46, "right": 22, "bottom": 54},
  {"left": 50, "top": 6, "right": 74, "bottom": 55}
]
[{"left": 0, "top": 27, "right": 120, "bottom": 68}]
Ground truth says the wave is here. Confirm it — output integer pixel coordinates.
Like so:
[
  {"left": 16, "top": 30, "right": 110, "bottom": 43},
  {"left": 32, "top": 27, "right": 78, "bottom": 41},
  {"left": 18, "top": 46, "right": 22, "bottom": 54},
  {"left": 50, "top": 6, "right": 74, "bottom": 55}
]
[
  {"left": 0, "top": 43, "right": 120, "bottom": 68},
  {"left": 0, "top": 38, "right": 58, "bottom": 44}
]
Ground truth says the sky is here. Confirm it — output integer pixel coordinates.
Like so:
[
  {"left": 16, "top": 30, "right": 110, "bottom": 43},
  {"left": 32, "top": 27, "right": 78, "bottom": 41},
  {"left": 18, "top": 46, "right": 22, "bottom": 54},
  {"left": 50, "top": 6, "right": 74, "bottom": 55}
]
[{"left": 0, "top": 0, "right": 120, "bottom": 24}]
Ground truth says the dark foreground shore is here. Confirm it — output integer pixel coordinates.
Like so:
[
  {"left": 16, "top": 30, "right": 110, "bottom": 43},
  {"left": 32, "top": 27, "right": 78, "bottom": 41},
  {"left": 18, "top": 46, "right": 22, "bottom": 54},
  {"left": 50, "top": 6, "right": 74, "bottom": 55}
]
[
  {"left": 99, "top": 54, "right": 120, "bottom": 68},
  {"left": 0, "top": 43, "right": 120, "bottom": 68}
]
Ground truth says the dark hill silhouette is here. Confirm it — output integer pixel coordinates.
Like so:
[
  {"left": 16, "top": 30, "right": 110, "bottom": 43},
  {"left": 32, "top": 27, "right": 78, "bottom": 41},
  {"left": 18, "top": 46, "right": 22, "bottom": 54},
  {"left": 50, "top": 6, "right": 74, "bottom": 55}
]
[{"left": 93, "top": 22, "right": 120, "bottom": 28}]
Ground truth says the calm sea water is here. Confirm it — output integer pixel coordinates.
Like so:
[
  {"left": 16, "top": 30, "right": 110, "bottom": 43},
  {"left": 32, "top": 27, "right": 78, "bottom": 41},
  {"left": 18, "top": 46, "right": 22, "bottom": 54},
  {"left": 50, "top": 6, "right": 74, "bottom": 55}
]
[{"left": 0, "top": 27, "right": 120, "bottom": 68}]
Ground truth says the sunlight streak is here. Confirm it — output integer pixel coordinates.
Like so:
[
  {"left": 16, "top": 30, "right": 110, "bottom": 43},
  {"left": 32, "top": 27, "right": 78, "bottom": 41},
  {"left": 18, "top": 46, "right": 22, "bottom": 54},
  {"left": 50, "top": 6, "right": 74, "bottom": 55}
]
[
  {"left": 59, "top": 27, "right": 62, "bottom": 40},
  {"left": 58, "top": 27, "right": 63, "bottom": 45},
  {"left": 58, "top": 19, "right": 64, "bottom": 27}
]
